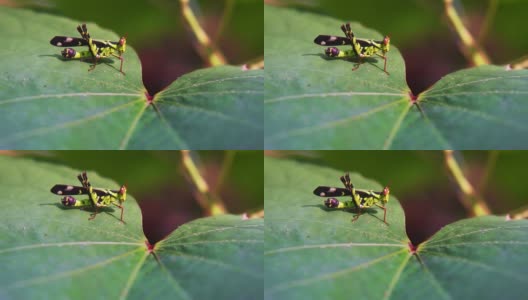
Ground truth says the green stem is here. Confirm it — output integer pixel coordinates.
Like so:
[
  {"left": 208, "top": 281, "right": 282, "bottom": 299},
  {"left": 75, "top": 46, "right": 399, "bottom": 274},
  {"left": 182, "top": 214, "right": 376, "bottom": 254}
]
[
  {"left": 181, "top": 150, "right": 226, "bottom": 215},
  {"left": 444, "top": 0, "right": 490, "bottom": 66},
  {"left": 213, "top": 151, "right": 236, "bottom": 193},
  {"left": 477, "top": 0, "right": 498, "bottom": 44},
  {"left": 444, "top": 150, "right": 491, "bottom": 216},
  {"left": 180, "top": 0, "right": 227, "bottom": 66},
  {"left": 477, "top": 150, "right": 498, "bottom": 192},
  {"left": 213, "top": 0, "right": 234, "bottom": 45}
]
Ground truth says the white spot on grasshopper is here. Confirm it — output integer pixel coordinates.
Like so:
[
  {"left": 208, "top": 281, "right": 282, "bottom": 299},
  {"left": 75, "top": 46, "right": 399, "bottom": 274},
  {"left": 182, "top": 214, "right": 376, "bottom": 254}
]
[
  {"left": 319, "top": 192, "right": 326, "bottom": 196},
  {"left": 329, "top": 187, "right": 336, "bottom": 192},
  {"left": 56, "top": 42, "right": 62, "bottom": 46},
  {"left": 66, "top": 186, "right": 74, "bottom": 191},
  {"left": 65, "top": 37, "right": 73, "bottom": 42}
]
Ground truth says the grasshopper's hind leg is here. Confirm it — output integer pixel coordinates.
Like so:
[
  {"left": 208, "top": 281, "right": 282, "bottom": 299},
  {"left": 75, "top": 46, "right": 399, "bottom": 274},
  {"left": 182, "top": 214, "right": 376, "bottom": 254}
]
[
  {"left": 76, "top": 24, "right": 99, "bottom": 72},
  {"left": 351, "top": 210, "right": 364, "bottom": 222},
  {"left": 352, "top": 57, "right": 364, "bottom": 71},
  {"left": 340, "top": 173, "right": 363, "bottom": 219},
  {"left": 88, "top": 205, "right": 100, "bottom": 221}
]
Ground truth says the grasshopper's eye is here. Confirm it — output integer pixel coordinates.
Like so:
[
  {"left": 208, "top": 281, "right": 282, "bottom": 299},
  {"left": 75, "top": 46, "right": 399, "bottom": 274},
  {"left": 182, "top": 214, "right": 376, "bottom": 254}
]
[
  {"left": 384, "top": 36, "right": 390, "bottom": 45},
  {"left": 120, "top": 185, "right": 127, "bottom": 194},
  {"left": 383, "top": 187, "right": 390, "bottom": 195}
]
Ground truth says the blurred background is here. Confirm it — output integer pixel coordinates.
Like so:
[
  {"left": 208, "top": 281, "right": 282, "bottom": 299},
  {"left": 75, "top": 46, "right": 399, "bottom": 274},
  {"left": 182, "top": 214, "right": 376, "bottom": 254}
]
[
  {"left": 267, "top": 151, "right": 528, "bottom": 244},
  {"left": 2, "top": 0, "right": 263, "bottom": 94},
  {"left": 265, "top": 0, "right": 528, "bottom": 94},
  {"left": 1, "top": 151, "right": 263, "bottom": 244}
]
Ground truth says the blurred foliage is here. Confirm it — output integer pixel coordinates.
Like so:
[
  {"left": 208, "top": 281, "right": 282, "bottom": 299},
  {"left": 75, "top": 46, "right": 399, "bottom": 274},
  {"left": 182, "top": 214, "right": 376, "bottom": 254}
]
[
  {"left": 10, "top": 0, "right": 263, "bottom": 93},
  {"left": 268, "top": 151, "right": 528, "bottom": 242},
  {"left": 267, "top": 0, "right": 528, "bottom": 93},
  {"left": 17, "top": 150, "right": 263, "bottom": 243}
]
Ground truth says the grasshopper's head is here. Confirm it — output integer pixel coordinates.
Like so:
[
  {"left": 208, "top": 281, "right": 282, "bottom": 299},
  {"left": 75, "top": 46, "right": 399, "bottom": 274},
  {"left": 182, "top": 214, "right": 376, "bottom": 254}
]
[
  {"left": 380, "top": 186, "right": 390, "bottom": 204},
  {"left": 381, "top": 35, "right": 390, "bottom": 53},
  {"left": 118, "top": 185, "right": 127, "bottom": 204},
  {"left": 117, "top": 35, "right": 127, "bottom": 54}
]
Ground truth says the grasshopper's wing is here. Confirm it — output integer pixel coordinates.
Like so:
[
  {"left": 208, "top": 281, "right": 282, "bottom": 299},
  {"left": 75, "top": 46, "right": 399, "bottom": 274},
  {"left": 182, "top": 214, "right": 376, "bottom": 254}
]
[
  {"left": 50, "top": 36, "right": 117, "bottom": 48},
  {"left": 50, "top": 184, "right": 89, "bottom": 195},
  {"left": 314, "top": 35, "right": 351, "bottom": 46},
  {"left": 50, "top": 36, "right": 89, "bottom": 47},
  {"left": 355, "top": 38, "right": 382, "bottom": 50},
  {"left": 50, "top": 184, "right": 116, "bottom": 197},
  {"left": 355, "top": 189, "right": 381, "bottom": 198},
  {"left": 313, "top": 186, "right": 352, "bottom": 197}
]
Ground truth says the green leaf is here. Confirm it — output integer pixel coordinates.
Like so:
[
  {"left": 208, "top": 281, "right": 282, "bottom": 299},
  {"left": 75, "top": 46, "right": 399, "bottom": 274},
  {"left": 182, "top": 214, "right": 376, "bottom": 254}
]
[
  {"left": 400, "top": 66, "right": 528, "bottom": 149},
  {"left": 264, "top": 157, "right": 528, "bottom": 299},
  {"left": 0, "top": 156, "right": 263, "bottom": 299},
  {"left": 0, "top": 7, "right": 263, "bottom": 149},
  {"left": 264, "top": 6, "right": 528, "bottom": 149},
  {"left": 264, "top": 6, "right": 409, "bottom": 149}
]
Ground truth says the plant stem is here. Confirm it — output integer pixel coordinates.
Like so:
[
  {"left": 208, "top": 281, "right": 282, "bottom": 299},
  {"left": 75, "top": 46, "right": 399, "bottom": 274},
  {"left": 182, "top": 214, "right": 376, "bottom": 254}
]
[
  {"left": 444, "top": 0, "right": 490, "bottom": 66},
  {"left": 213, "top": 0, "right": 234, "bottom": 44},
  {"left": 506, "top": 205, "right": 528, "bottom": 220},
  {"left": 181, "top": 150, "right": 226, "bottom": 215},
  {"left": 213, "top": 151, "right": 236, "bottom": 193},
  {"left": 242, "top": 58, "right": 265, "bottom": 70},
  {"left": 180, "top": 0, "right": 227, "bottom": 66},
  {"left": 477, "top": 0, "right": 498, "bottom": 44},
  {"left": 444, "top": 150, "right": 491, "bottom": 216},
  {"left": 477, "top": 150, "right": 498, "bottom": 192},
  {"left": 243, "top": 209, "right": 264, "bottom": 219}
]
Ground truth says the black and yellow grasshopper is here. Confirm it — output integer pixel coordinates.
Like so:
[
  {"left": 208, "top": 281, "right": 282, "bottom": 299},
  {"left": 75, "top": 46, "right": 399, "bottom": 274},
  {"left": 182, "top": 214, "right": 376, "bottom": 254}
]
[
  {"left": 50, "top": 172, "right": 127, "bottom": 223},
  {"left": 314, "top": 23, "right": 391, "bottom": 75},
  {"left": 313, "top": 173, "right": 390, "bottom": 224},
  {"left": 50, "top": 24, "right": 127, "bottom": 74}
]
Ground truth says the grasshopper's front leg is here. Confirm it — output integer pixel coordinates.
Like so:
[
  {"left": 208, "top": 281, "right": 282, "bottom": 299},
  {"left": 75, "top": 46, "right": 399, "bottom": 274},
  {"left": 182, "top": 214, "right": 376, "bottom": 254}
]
[
  {"left": 111, "top": 53, "right": 125, "bottom": 75},
  {"left": 77, "top": 24, "right": 100, "bottom": 72},
  {"left": 376, "top": 53, "right": 389, "bottom": 75},
  {"left": 112, "top": 202, "right": 126, "bottom": 224}
]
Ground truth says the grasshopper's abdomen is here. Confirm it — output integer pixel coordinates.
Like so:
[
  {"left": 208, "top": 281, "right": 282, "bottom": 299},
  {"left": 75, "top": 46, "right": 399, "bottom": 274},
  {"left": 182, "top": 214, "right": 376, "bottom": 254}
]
[
  {"left": 61, "top": 48, "right": 93, "bottom": 59},
  {"left": 61, "top": 196, "right": 92, "bottom": 207},
  {"left": 325, "top": 47, "right": 356, "bottom": 58},
  {"left": 324, "top": 198, "right": 356, "bottom": 209}
]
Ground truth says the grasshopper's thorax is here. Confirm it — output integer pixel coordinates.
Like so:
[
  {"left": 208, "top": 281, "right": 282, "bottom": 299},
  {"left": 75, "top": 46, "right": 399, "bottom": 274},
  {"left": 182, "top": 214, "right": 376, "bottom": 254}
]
[
  {"left": 118, "top": 185, "right": 127, "bottom": 203},
  {"left": 381, "top": 36, "right": 390, "bottom": 53},
  {"left": 117, "top": 36, "right": 126, "bottom": 54},
  {"left": 381, "top": 186, "right": 390, "bottom": 204}
]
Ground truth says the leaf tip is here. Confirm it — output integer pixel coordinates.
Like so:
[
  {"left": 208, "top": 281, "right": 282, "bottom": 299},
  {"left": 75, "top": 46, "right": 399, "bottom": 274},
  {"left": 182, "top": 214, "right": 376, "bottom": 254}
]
[
  {"left": 145, "top": 239, "right": 155, "bottom": 252},
  {"left": 144, "top": 90, "right": 153, "bottom": 104},
  {"left": 408, "top": 241, "right": 417, "bottom": 254}
]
